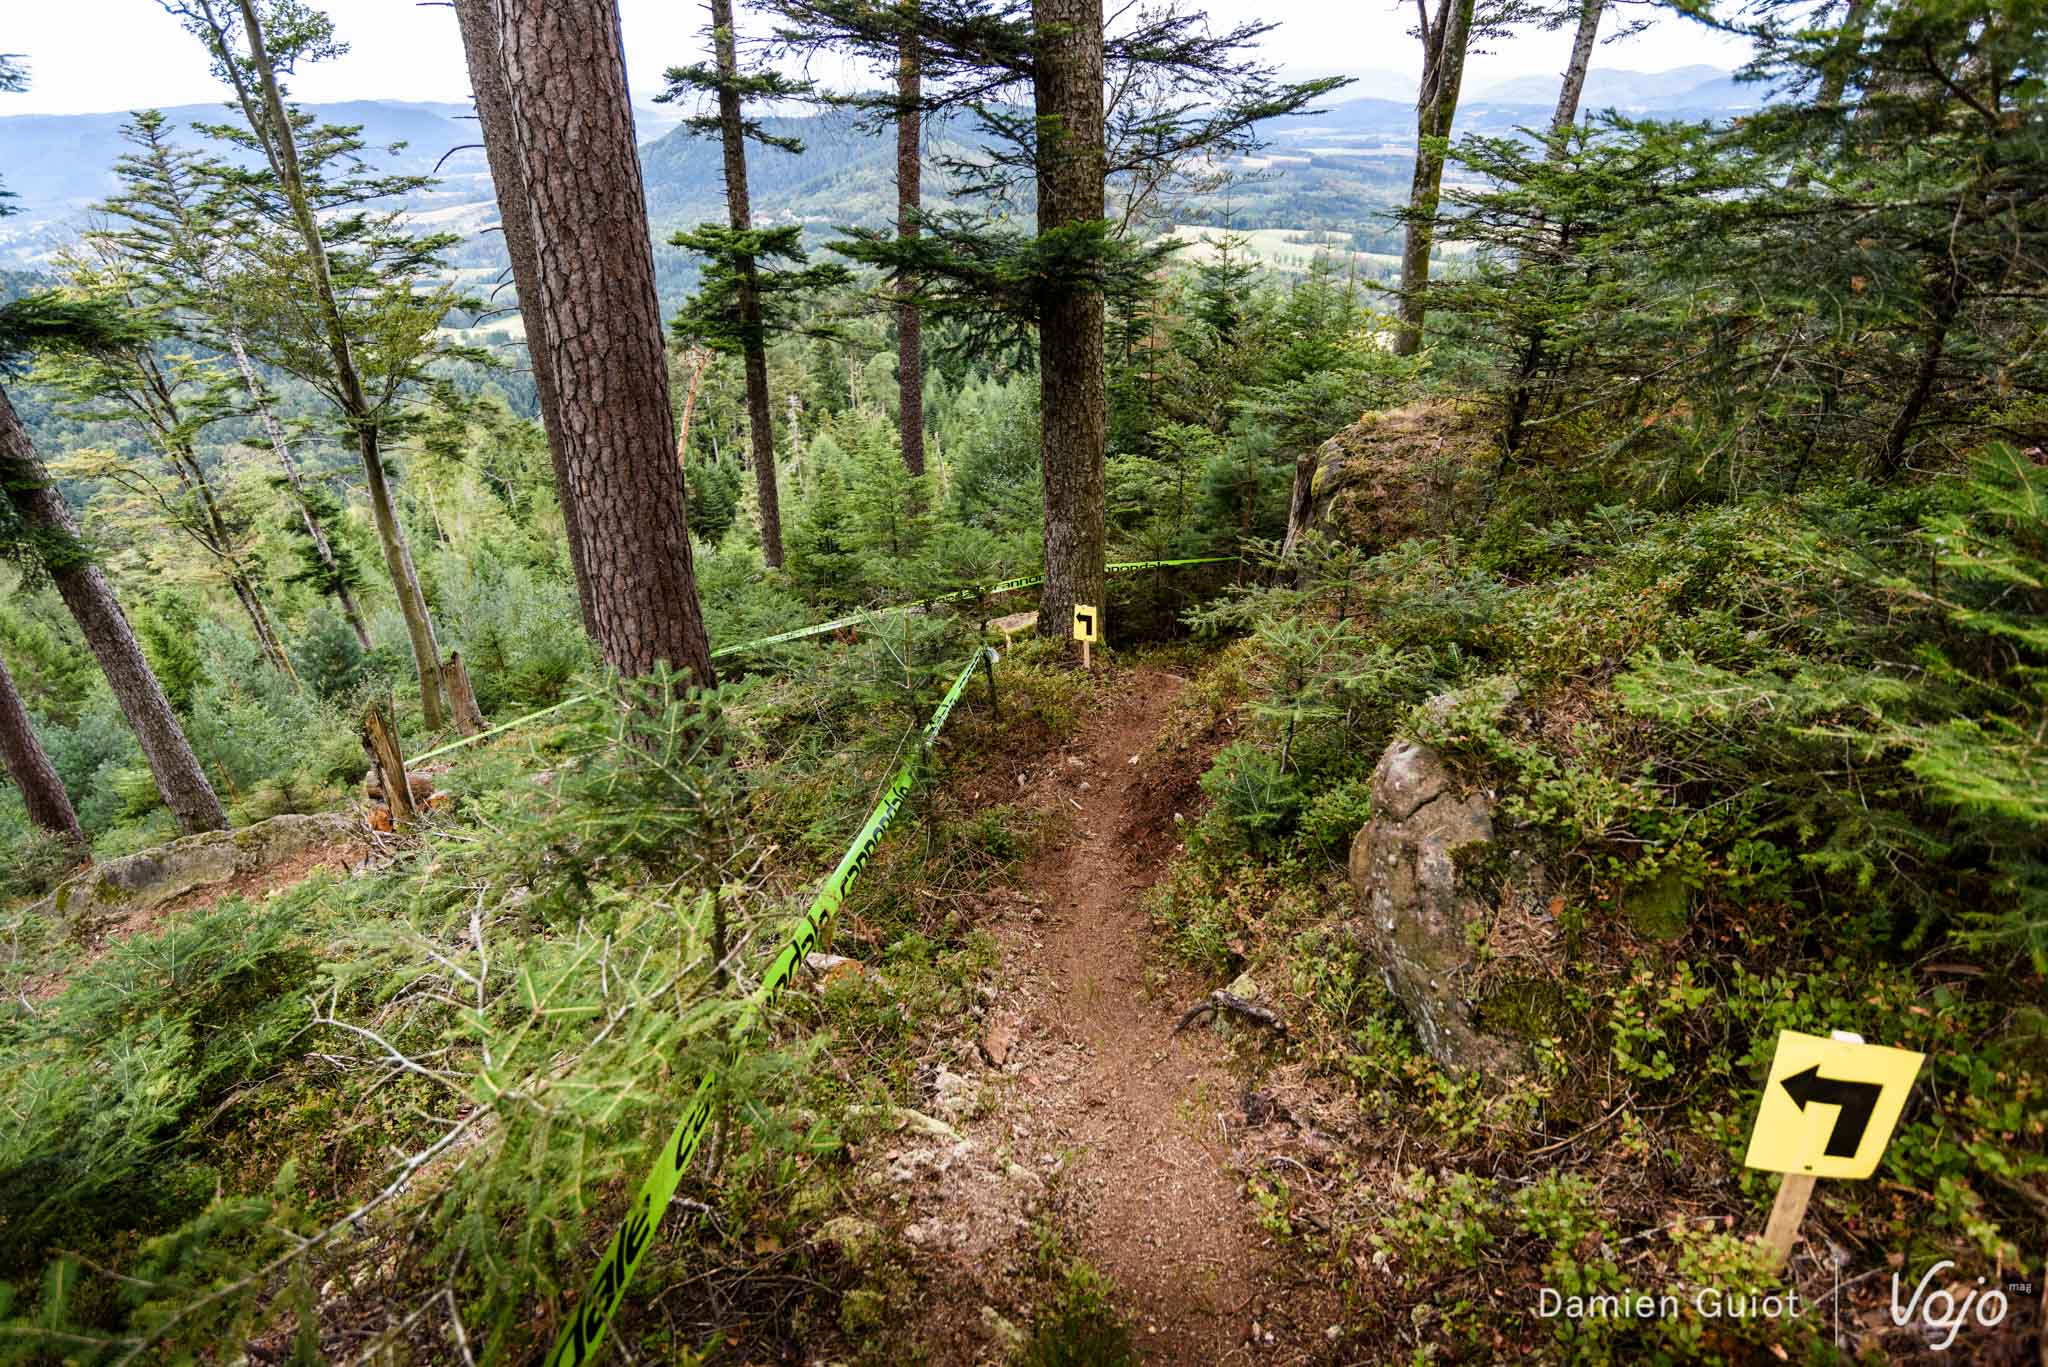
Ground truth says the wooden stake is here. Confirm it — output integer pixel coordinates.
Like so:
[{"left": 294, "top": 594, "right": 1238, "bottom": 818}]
[
  {"left": 1762, "top": 1173, "right": 1816, "bottom": 1266},
  {"left": 981, "top": 647, "right": 1001, "bottom": 720},
  {"left": 364, "top": 701, "right": 415, "bottom": 829},
  {"left": 1082, "top": 638, "right": 1092, "bottom": 671},
  {"left": 443, "top": 652, "right": 486, "bottom": 737}
]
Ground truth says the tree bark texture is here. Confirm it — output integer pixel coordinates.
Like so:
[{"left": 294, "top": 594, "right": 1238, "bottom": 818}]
[
  {"left": 226, "top": 332, "right": 373, "bottom": 650},
  {"left": 444, "top": 651, "right": 487, "bottom": 736},
  {"left": 357, "top": 424, "right": 448, "bottom": 721},
  {"left": 0, "top": 648, "right": 86, "bottom": 848},
  {"left": 491, "top": 0, "right": 717, "bottom": 684},
  {"left": 705, "top": 0, "right": 787, "bottom": 568},
  {"left": 896, "top": 16, "right": 927, "bottom": 477},
  {"left": 453, "top": 0, "right": 601, "bottom": 641},
  {"left": 1392, "top": 0, "right": 1476, "bottom": 356},
  {"left": 230, "top": 0, "right": 447, "bottom": 728},
  {"left": 1547, "top": 0, "right": 1603, "bottom": 156},
  {"left": 1033, "top": 0, "right": 1108, "bottom": 641},
  {"left": 0, "top": 384, "right": 227, "bottom": 834}
]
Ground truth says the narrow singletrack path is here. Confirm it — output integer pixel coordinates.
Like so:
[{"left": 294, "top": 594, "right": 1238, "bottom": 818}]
[{"left": 995, "top": 663, "right": 1269, "bottom": 1362}]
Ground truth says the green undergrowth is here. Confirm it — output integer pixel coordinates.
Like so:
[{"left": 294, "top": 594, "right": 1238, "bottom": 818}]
[
  {"left": 0, "top": 626, "right": 1091, "bottom": 1363},
  {"left": 1138, "top": 443, "right": 2048, "bottom": 1362}
]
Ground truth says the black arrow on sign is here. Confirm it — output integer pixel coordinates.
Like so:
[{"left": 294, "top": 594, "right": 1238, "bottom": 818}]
[
  {"left": 1781, "top": 1064, "right": 1883, "bottom": 1160},
  {"left": 1076, "top": 611, "right": 1094, "bottom": 636}
]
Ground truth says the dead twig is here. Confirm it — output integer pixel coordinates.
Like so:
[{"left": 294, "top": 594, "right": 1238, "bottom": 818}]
[{"left": 1171, "top": 990, "right": 1286, "bottom": 1036}]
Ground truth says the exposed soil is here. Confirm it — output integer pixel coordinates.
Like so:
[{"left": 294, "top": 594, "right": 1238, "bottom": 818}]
[
  {"left": 929, "top": 661, "right": 1341, "bottom": 1364},
  {"left": 1005, "top": 665, "right": 1262, "bottom": 1360}
]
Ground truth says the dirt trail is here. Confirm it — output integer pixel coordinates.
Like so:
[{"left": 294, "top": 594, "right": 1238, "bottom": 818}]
[{"left": 999, "top": 664, "right": 1268, "bottom": 1362}]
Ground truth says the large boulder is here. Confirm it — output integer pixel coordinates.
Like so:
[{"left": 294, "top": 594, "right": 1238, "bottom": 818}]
[
  {"left": 38, "top": 811, "right": 363, "bottom": 926},
  {"left": 1349, "top": 720, "right": 1559, "bottom": 1082},
  {"left": 1283, "top": 400, "right": 1489, "bottom": 558}
]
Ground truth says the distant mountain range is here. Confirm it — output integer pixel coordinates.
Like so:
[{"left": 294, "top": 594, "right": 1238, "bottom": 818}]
[
  {"left": 1475, "top": 63, "right": 1765, "bottom": 111},
  {"left": 0, "top": 66, "right": 1762, "bottom": 278}
]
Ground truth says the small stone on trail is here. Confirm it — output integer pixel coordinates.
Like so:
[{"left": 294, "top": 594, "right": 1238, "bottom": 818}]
[
  {"left": 806, "top": 952, "right": 865, "bottom": 989},
  {"left": 934, "top": 1068, "right": 975, "bottom": 1119},
  {"left": 980, "top": 1019, "right": 1017, "bottom": 1067}
]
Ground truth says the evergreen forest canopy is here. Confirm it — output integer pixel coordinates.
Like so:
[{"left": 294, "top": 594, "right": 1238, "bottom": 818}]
[{"left": 0, "top": 0, "right": 2043, "bottom": 1362}]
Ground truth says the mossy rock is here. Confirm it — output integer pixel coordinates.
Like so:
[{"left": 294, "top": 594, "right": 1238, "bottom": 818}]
[
  {"left": 1474, "top": 977, "right": 1573, "bottom": 1043},
  {"left": 1623, "top": 870, "right": 1691, "bottom": 941},
  {"left": 32, "top": 812, "right": 361, "bottom": 927}
]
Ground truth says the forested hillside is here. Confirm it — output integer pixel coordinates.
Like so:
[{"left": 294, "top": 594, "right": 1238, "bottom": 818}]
[{"left": 0, "top": 0, "right": 2042, "bottom": 1364}]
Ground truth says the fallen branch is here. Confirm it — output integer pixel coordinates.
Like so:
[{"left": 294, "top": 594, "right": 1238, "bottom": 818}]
[{"left": 1172, "top": 990, "right": 1285, "bottom": 1036}]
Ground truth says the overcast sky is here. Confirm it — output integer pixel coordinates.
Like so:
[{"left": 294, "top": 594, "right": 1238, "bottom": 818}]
[{"left": 4, "top": 0, "right": 1753, "bottom": 117}]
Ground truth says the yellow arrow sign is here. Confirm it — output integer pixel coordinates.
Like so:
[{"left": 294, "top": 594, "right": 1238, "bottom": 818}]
[
  {"left": 1744, "top": 1030, "right": 1924, "bottom": 1180},
  {"left": 1072, "top": 603, "right": 1101, "bottom": 644}
]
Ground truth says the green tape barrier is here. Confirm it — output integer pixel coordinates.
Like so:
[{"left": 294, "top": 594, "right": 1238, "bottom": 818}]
[
  {"left": 545, "top": 646, "right": 995, "bottom": 1367},
  {"left": 703, "top": 555, "right": 1235, "bottom": 656},
  {"left": 406, "top": 556, "right": 1232, "bottom": 765},
  {"left": 410, "top": 695, "right": 593, "bottom": 766}
]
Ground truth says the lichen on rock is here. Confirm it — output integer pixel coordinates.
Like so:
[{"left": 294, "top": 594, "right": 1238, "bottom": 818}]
[
  {"left": 32, "top": 811, "right": 363, "bottom": 929},
  {"left": 1348, "top": 709, "right": 1559, "bottom": 1083}
]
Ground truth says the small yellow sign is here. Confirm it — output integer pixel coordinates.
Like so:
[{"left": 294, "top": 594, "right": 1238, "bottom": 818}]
[
  {"left": 1072, "top": 603, "right": 1101, "bottom": 644},
  {"left": 1743, "top": 1030, "right": 1924, "bottom": 1180}
]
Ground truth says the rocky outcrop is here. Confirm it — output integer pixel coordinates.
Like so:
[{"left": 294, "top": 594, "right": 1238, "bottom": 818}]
[
  {"left": 38, "top": 811, "right": 363, "bottom": 925},
  {"left": 1283, "top": 400, "right": 1489, "bottom": 558},
  {"left": 1349, "top": 719, "right": 1559, "bottom": 1082}
]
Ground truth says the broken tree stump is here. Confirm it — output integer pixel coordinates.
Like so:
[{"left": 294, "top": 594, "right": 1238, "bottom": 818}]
[
  {"left": 444, "top": 651, "right": 486, "bottom": 737},
  {"left": 363, "top": 700, "right": 415, "bottom": 830}
]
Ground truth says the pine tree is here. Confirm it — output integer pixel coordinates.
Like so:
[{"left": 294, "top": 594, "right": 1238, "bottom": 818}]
[
  {"left": 164, "top": 0, "right": 466, "bottom": 728},
  {"left": 0, "top": 378, "right": 228, "bottom": 835},
  {"left": 472, "top": 0, "right": 717, "bottom": 683},
  {"left": 809, "top": 0, "right": 1337, "bottom": 641},
  {"left": 0, "top": 64, "right": 226, "bottom": 835},
  {"left": 89, "top": 111, "right": 373, "bottom": 653},
  {"left": 660, "top": 0, "right": 845, "bottom": 570},
  {"left": 770, "top": 0, "right": 931, "bottom": 478},
  {"left": 451, "top": 0, "right": 600, "bottom": 642}
]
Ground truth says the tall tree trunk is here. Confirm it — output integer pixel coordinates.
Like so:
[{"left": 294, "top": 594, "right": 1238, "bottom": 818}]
[
  {"left": 453, "top": 0, "right": 601, "bottom": 641},
  {"left": 490, "top": 0, "right": 716, "bottom": 684},
  {"left": 355, "top": 422, "right": 448, "bottom": 719},
  {"left": 0, "top": 385, "right": 227, "bottom": 834},
  {"left": 1391, "top": 0, "right": 1476, "bottom": 356},
  {"left": 1033, "top": 0, "right": 1108, "bottom": 642},
  {"left": 227, "top": 0, "right": 447, "bottom": 729},
  {"left": 706, "top": 0, "right": 787, "bottom": 568},
  {"left": 171, "top": 443, "right": 298, "bottom": 681},
  {"left": 0, "top": 649, "right": 86, "bottom": 849},
  {"left": 675, "top": 347, "right": 712, "bottom": 472},
  {"left": 1880, "top": 272, "right": 1962, "bottom": 478},
  {"left": 1547, "top": 0, "right": 1603, "bottom": 156},
  {"left": 225, "top": 332, "right": 372, "bottom": 650},
  {"left": 226, "top": 572, "right": 291, "bottom": 677},
  {"left": 895, "top": 13, "right": 927, "bottom": 478}
]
